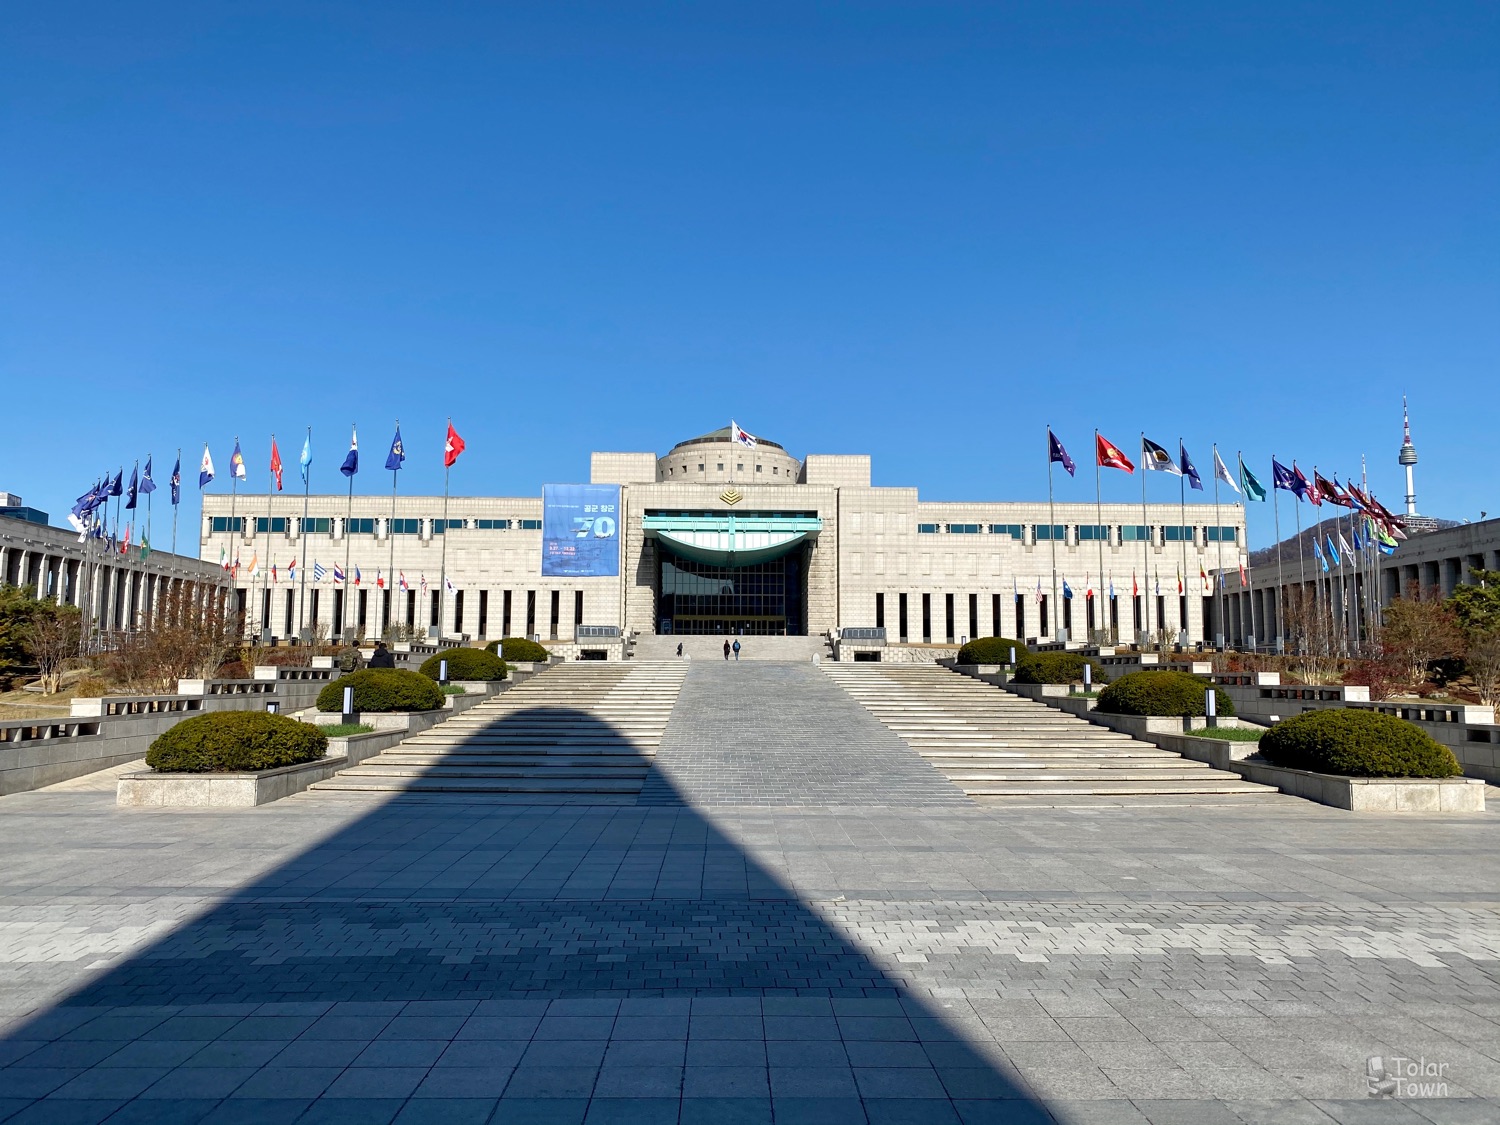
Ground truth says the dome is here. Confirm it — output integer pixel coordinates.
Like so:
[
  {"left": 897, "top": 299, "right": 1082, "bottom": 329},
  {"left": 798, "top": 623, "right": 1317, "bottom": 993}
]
[{"left": 656, "top": 426, "right": 801, "bottom": 485}]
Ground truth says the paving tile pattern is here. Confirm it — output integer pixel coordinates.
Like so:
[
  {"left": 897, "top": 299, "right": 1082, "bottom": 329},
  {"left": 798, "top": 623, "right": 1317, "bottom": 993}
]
[{"left": 639, "top": 662, "right": 970, "bottom": 807}]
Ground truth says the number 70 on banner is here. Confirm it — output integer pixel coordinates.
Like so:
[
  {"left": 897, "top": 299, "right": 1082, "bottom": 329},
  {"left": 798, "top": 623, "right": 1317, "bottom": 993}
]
[{"left": 572, "top": 515, "right": 617, "bottom": 539}]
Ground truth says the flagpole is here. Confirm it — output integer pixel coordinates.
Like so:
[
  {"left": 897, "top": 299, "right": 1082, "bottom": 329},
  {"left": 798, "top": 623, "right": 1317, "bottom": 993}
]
[
  {"left": 1291, "top": 464, "right": 1307, "bottom": 654},
  {"left": 1240, "top": 457, "right": 1257, "bottom": 650},
  {"left": 438, "top": 417, "right": 452, "bottom": 642},
  {"left": 261, "top": 437, "right": 275, "bottom": 642},
  {"left": 1213, "top": 445, "right": 1225, "bottom": 649},
  {"left": 1094, "top": 430, "right": 1106, "bottom": 643},
  {"left": 388, "top": 420, "right": 399, "bottom": 640},
  {"left": 1178, "top": 440, "right": 1188, "bottom": 645},
  {"left": 1046, "top": 426, "right": 1060, "bottom": 642},
  {"left": 171, "top": 448, "right": 180, "bottom": 558},
  {"left": 343, "top": 426, "right": 355, "bottom": 643},
  {"left": 145, "top": 454, "right": 153, "bottom": 561},
  {"left": 1140, "top": 434, "right": 1151, "bottom": 646},
  {"left": 297, "top": 427, "right": 311, "bottom": 642},
  {"left": 1271, "top": 454, "right": 1286, "bottom": 652},
  {"left": 229, "top": 438, "right": 240, "bottom": 576}
]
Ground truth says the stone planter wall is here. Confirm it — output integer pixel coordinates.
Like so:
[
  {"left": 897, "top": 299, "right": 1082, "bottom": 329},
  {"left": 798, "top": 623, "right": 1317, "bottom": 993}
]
[{"left": 1229, "top": 759, "right": 1485, "bottom": 813}]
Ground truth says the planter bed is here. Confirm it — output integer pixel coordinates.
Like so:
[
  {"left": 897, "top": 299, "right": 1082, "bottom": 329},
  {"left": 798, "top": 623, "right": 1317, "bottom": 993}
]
[{"left": 1229, "top": 758, "right": 1485, "bottom": 813}]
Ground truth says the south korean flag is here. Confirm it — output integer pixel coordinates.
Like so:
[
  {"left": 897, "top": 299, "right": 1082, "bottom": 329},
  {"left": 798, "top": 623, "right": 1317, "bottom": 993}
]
[{"left": 730, "top": 420, "right": 758, "bottom": 449}]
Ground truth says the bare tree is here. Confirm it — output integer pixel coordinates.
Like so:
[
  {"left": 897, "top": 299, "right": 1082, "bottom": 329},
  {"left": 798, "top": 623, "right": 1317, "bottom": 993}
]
[
  {"left": 1282, "top": 587, "right": 1343, "bottom": 684},
  {"left": 23, "top": 601, "right": 82, "bottom": 695},
  {"left": 103, "top": 583, "right": 243, "bottom": 693},
  {"left": 1465, "top": 630, "right": 1500, "bottom": 709},
  {"left": 1377, "top": 582, "right": 1464, "bottom": 690}
]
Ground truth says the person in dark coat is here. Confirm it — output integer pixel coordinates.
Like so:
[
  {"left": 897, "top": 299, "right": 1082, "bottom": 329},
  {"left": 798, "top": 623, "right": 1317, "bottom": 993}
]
[
  {"left": 723, "top": 640, "right": 731, "bottom": 661},
  {"left": 368, "top": 642, "right": 396, "bottom": 669}
]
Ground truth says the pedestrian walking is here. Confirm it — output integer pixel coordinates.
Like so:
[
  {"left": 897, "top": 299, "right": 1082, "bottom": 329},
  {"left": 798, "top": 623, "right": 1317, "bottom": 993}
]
[
  {"left": 676, "top": 642, "right": 683, "bottom": 657},
  {"left": 723, "top": 640, "right": 731, "bottom": 661},
  {"left": 368, "top": 641, "right": 395, "bottom": 669},
  {"left": 732, "top": 638, "right": 741, "bottom": 661}
]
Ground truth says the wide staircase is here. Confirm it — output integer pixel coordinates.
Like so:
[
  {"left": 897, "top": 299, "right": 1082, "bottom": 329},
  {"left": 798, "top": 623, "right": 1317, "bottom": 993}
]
[
  {"left": 822, "top": 663, "right": 1280, "bottom": 805},
  {"left": 305, "top": 662, "right": 687, "bottom": 803},
  {"left": 630, "top": 634, "right": 831, "bottom": 662}
]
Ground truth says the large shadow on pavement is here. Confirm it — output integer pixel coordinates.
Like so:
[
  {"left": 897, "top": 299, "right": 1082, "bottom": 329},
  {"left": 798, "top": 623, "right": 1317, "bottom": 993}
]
[{"left": 0, "top": 705, "right": 1054, "bottom": 1124}]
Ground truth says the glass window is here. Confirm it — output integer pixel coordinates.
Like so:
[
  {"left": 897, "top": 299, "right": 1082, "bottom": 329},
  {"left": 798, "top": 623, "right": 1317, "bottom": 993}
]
[
  {"left": 210, "top": 517, "right": 244, "bottom": 533},
  {"left": 1206, "top": 526, "right": 1238, "bottom": 543},
  {"left": 755, "top": 464, "right": 762, "bottom": 472},
  {"left": 1164, "top": 525, "right": 1194, "bottom": 542},
  {"left": 347, "top": 517, "right": 376, "bottom": 534},
  {"left": 519, "top": 519, "right": 542, "bottom": 530},
  {"left": 988, "top": 523, "right": 1024, "bottom": 538},
  {"left": 302, "top": 517, "right": 331, "bottom": 534},
  {"left": 1120, "top": 525, "right": 1150, "bottom": 542},
  {"left": 1033, "top": 524, "right": 1066, "bottom": 541},
  {"left": 430, "top": 519, "right": 464, "bottom": 535},
  {"left": 253, "top": 517, "right": 288, "bottom": 533},
  {"left": 948, "top": 523, "right": 981, "bottom": 534},
  {"left": 390, "top": 518, "right": 421, "bottom": 535},
  {"left": 475, "top": 518, "right": 511, "bottom": 530},
  {"left": 717, "top": 463, "right": 724, "bottom": 471},
  {"left": 917, "top": 523, "right": 940, "bottom": 534},
  {"left": 1076, "top": 525, "right": 1110, "bottom": 541}
]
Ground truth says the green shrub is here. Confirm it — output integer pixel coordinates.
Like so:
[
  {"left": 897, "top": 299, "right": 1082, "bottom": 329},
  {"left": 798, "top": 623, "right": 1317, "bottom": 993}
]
[
  {"left": 316, "top": 668, "right": 444, "bottom": 713},
  {"left": 1095, "top": 670, "right": 1234, "bottom": 718},
  {"left": 484, "top": 637, "right": 550, "bottom": 662},
  {"left": 1259, "top": 709, "right": 1461, "bottom": 778},
  {"left": 146, "top": 711, "right": 328, "bottom": 773},
  {"left": 1012, "top": 652, "right": 1106, "bottom": 686},
  {"left": 955, "top": 637, "right": 1027, "bottom": 665},
  {"left": 419, "top": 648, "right": 507, "bottom": 682}
]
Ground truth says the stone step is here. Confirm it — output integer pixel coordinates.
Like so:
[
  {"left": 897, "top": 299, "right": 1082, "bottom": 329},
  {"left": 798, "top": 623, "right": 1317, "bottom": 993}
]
[{"left": 311, "top": 773, "right": 644, "bottom": 792}]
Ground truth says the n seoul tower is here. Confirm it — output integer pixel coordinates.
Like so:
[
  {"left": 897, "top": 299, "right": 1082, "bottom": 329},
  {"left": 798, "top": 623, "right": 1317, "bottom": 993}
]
[{"left": 1399, "top": 396, "right": 1419, "bottom": 517}]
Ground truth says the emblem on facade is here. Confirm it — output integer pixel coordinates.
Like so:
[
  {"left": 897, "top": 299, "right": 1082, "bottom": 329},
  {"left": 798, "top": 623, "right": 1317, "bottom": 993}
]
[{"left": 719, "top": 488, "right": 743, "bottom": 506}]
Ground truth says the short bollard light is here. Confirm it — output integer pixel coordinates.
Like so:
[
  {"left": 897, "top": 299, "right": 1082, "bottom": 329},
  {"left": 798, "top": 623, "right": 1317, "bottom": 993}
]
[
  {"left": 1205, "top": 687, "right": 1218, "bottom": 728},
  {"left": 439, "top": 659, "right": 449, "bottom": 686},
  {"left": 341, "top": 685, "right": 357, "bottom": 726},
  {"left": 1009, "top": 646, "right": 1017, "bottom": 666},
  {"left": 265, "top": 700, "right": 280, "bottom": 714},
  {"left": 1083, "top": 663, "right": 1092, "bottom": 691}
]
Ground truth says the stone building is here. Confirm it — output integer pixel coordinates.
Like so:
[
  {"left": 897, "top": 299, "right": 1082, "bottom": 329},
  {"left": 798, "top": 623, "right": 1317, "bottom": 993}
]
[{"left": 201, "top": 427, "right": 1247, "bottom": 653}]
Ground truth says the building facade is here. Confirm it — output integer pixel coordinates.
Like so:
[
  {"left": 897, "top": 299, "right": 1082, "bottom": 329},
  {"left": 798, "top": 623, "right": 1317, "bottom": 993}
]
[{"left": 201, "top": 428, "right": 1248, "bottom": 649}]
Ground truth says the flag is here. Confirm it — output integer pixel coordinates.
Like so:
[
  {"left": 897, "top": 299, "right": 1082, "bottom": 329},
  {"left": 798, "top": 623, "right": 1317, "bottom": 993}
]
[
  {"left": 232, "top": 555, "right": 240, "bottom": 577},
  {"left": 139, "top": 537, "right": 151, "bottom": 561},
  {"left": 1200, "top": 562, "right": 1208, "bottom": 592},
  {"left": 1132, "top": 571, "right": 1139, "bottom": 597},
  {"left": 270, "top": 440, "right": 284, "bottom": 491},
  {"left": 1108, "top": 576, "right": 1115, "bottom": 599},
  {"left": 1155, "top": 573, "right": 1161, "bottom": 596},
  {"left": 1062, "top": 579, "right": 1073, "bottom": 600},
  {"left": 1035, "top": 576, "right": 1043, "bottom": 603},
  {"left": 1048, "top": 429, "right": 1076, "bottom": 477},
  {"left": 231, "top": 439, "right": 247, "bottom": 480},
  {"left": 1096, "top": 433, "right": 1134, "bottom": 472},
  {"left": 1325, "top": 535, "right": 1341, "bottom": 566},
  {"left": 141, "top": 458, "right": 156, "bottom": 495},
  {"left": 1315, "top": 471, "right": 1350, "bottom": 507},
  {"left": 199, "top": 445, "right": 215, "bottom": 488},
  {"left": 399, "top": 571, "right": 409, "bottom": 592},
  {"left": 376, "top": 569, "right": 385, "bottom": 589},
  {"left": 108, "top": 470, "right": 123, "bottom": 497},
  {"left": 354, "top": 566, "right": 361, "bottom": 586},
  {"left": 340, "top": 426, "right": 359, "bottom": 477},
  {"left": 1142, "top": 438, "right": 1180, "bottom": 474},
  {"left": 1271, "top": 458, "right": 1297, "bottom": 494},
  {"left": 219, "top": 545, "right": 227, "bottom": 569},
  {"left": 332, "top": 563, "right": 345, "bottom": 584},
  {"left": 1176, "top": 569, "right": 1183, "bottom": 595},
  {"left": 313, "top": 561, "right": 327, "bottom": 582},
  {"left": 445, "top": 576, "right": 456, "bottom": 594},
  {"left": 444, "top": 422, "right": 465, "bottom": 467},
  {"left": 1084, "top": 575, "right": 1093, "bottom": 600},
  {"left": 272, "top": 563, "right": 278, "bottom": 583},
  {"left": 299, "top": 434, "right": 313, "bottom": 485},
  {"left": 1239, "top": 562, "right": 1248, "bottom": 586},
  {"left": 246, "top": 554, "right": 259, "bottom": 576},
  {"left": 1179, "top": 443, "right": 1203, "bottom": 490},
  {"left": 420, "top": 574, "right": 429, "bottom": 595},
  {"left": 170, "top": 456, "right": 182, "bottom": 505},
  {"left": 125, "top": 466, "right": 139, "bottom": 510},
  {"left": 730, "top": 420, "right": 757, "bottom": 448},
  {"left": 386, "top": 426, "right": 405, "bottom": 471},
  {"left": 1214, "top": 449, "right": 1239, "bottom": 493},
  {"left": 120, "top": 525, "right": 130, "bottom": 554},
  {"left": 1338, "top": 532, "right": 1353, "bottom": 555},
  {"left": 1291, "top": 462, "right": 1315, "bottom": 503},
  {"left": 1312, "top": 539, "right": 1328, "bottom": 573},
  {"left": 1239, "top": 458, "right": 1267, "bottom": 502},
  {"left": 287, "top": 557, "right": 297, "bottom": 580}
]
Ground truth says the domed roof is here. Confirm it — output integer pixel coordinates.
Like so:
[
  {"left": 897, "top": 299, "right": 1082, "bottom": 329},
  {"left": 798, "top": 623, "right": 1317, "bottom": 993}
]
[{"left": 668, "top": 427, "right": 787, "bottom": 453}]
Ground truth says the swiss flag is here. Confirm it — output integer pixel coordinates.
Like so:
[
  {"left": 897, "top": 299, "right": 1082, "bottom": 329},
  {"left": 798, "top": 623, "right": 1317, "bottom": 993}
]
[
  {"left": 444, "top": 422, "right": 466, "bottom": 468},
  {"left": 1096, "top": 433, "right": 1135, "bottom": 473}
]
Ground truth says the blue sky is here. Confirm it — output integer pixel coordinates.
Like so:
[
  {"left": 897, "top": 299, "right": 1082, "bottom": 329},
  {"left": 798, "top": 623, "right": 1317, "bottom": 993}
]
[{"left": 3, "top": 2, "right": 1496, "bottom": 554}]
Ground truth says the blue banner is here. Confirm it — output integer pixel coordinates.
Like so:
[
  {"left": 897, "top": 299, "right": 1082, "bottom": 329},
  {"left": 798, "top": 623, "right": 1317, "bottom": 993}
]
[{"left": 541, "top": 484, "right": 621, "bottom": 577}]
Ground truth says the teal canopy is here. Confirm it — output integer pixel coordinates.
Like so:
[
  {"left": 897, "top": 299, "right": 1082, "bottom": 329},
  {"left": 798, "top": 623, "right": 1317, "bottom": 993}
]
[{"left": 643, "top": 513, "right": 822, "bottom": 567}]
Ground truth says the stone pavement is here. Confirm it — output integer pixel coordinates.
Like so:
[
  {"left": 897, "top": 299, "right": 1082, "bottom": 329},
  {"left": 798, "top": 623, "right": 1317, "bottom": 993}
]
[{"left": 1, "top": 682, "right": 1499, "bottom": 1124}]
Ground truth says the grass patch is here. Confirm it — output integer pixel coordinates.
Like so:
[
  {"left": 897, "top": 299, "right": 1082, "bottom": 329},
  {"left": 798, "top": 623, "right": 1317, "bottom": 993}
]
[
  {"left": 1070, "top": 691, "right": 1101, "bottom": 699},
  {"left": 320, "top": 723, "right": 375, "bottom": 736},
  {"left": 440, "top": 685, "right": 467, "bottom": 696},
  {"left": 1191, "top": 726, "right": 1264, "bottom": 742}
]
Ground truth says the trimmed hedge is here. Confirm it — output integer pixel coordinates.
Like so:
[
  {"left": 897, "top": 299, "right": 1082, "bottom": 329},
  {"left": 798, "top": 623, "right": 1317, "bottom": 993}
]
[
  {"left": 1259, "top": 709, "right": 1461, "bottom": 778},
  {"left": 419, "top": 648, "right": 508, "bottom": 682},
  {"left": 1013, "top": 652, "right": 1106, "bottom": 686},
  {"left": 955, "top": 637, "right": 1028, "bottom": 665},
  {"left": 1096, "top": 670, "right": 1234, "bottom": 717},
  {"left": 484, "top": 637, "right": 550, "bottom": 663},
  {"left": 316, "top": 668, "right": 444, "bottom": 713},
  {"left": 146, "top": 711, "right": 328, "bottom": 773}
]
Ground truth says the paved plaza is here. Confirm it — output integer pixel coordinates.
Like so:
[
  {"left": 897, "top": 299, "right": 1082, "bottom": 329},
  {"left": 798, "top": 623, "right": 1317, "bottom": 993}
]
[{"left": 2, "top": 663, "right": 1499, "bottom": 1124}]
